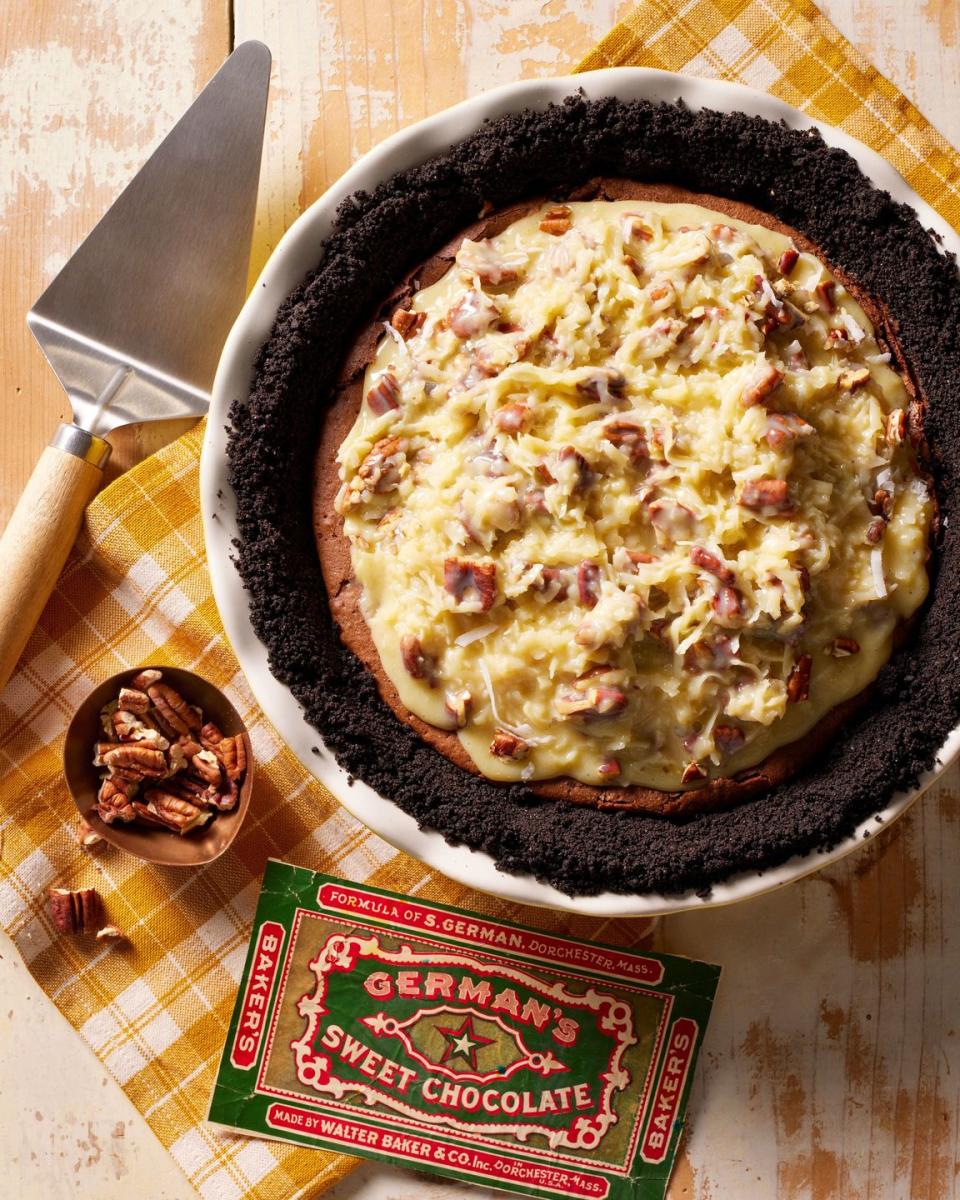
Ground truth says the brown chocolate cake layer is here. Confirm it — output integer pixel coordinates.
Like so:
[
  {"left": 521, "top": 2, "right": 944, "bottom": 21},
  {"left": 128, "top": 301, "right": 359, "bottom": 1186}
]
[
  {"left": 228, "top": 95, "right": 958, "bottom": 896},
  {"left": 313, "top": 179, "right": 920, "bottom": 816}
]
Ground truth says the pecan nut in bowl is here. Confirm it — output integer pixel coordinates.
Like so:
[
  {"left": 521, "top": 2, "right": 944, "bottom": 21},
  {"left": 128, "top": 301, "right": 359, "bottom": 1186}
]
[{"left": 63, "top": 667, "right": 254, "bottom": 867}]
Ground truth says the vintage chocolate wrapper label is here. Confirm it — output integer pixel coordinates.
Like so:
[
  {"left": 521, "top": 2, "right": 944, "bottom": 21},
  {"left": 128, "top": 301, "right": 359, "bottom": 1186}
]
[{"left": 208, "top": 861, "right": 720, "bottom": 1199}]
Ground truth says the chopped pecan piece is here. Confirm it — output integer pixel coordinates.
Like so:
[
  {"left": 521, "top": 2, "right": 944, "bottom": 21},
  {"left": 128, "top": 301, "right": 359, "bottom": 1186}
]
[
  {"left": 683, "top": 635, "right": 734, "bottom": 673},
  {"left": 494, "top": 403, "right": 529, "bottom": 433},
  {"left": 690, "top": 546, "right": 735, "bottom": 584},
  {"left": 444, "top": 689, "right": 472, "bottom": 729},
  {"left": 444, "top": 558, "right": 498, "bottom": 612},
  {"left": 366, "top": 372, "right": 401, "bottom": 415},
  {"left": 778, "top": 247, "right": 799, "bottom": 276},
  {"left": 555, "top": 685, "right": 628, "bottom": 719},
  {"left": 839, "top": 367, "right": 871, "bottom": 392},
  {"left": 738, "top": 478, "right": 795, "bottom": 514},
  {"left": 869, "top": 488, "right": 893, "bottom": 519},
  {"left": 603, "top": 418, "right": 648, "bottom": 465},
  {"left": 622, "top": 214, "right": 653, "bottom": 242},
  {"left": 447, "top": 290, "right": 500, "bottom": 338},
  {"left": 96, "top": 925, "right": 125, "bottom": 942},
  {"left": 101, "top": 743, "right": 168, "bottom": 779},
  {"left": 741, "top": 363, "right": 783, "bottom": 407},
  {"left": 648, "top": 498, "right": 696, "bottom": 543},
  {"left": 828, "top": 636, "right": 861, "bottom": 657},
  {"left": 489, "top": 730, "right": 530, "bottom": 760},
  {"left": 539, "top": 205, "right": 572, "bottom": 236},
  {"left": 147, "top": 683, "right": 201, "bottom": 735},
  {"left": 76, "top": 817, "right": 102, "bottom": 848},
  {"left": 765, "top": 412, "right": 815, "bottom": 448},
  {"left": 681, "top": 761, "right": 707, "bottom": 785},
  {"left": 49, "top": 888, "right": 103, "bottom": 935},
  {"left": 714, "top": 724, "right": 746, "bottom": 756},
  {"left": 824, "top": 327, "right": 850, "bottom": 352},
  {"left": 555, "top": 445, "right": 594, "bottom": 493},
  {"left": 598, "top": 756, "right": 622, "bottom": 780},
  {"left": 814, "top": 279, "right": 836, "bottom": 313},
  {"left": 390, "top": 308, "right": 426, "bottom": 339},
  {"left": 400, "top": 635, "right": 437, "bottom": 685},
  {"left": 131, "top": 668, "right": 162, "bottom": 690},
  {"left": 785, "top": 340, "right": 810, "bottom": 371},
  {"left": 356, "top": 435, "right": 408, "bottom": 497},
  {"left": 533, "top": 565, "right": 574, "bottom": 601},
  {"left": 577, "top": 561, "right": 601, "bottom": 608},
  {"left": 886, "top": 408, "right": 907, "bottom": 445},
  {"left": 786, "top": 655, "right": 812, "bottom": 703},
  {"left": 117, "top": 687, "right": 150, "bottom": 714},
  {"left": 457, "top": 238, "right": 524, "bottom": 286},
  {"left": 866, "top": 517, "right": 886, "bottom": 544},
  {"left": 711, "top": 585, "right": 744, "bottom": 621},
  {"left": 576, "top": 367, "right": 627, "bottom": 404}
]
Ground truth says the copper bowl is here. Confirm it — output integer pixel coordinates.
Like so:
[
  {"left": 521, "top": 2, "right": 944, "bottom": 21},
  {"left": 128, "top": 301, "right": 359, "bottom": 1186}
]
[{"left": 64, "top": 666, "right": 254, "bottom": 866}]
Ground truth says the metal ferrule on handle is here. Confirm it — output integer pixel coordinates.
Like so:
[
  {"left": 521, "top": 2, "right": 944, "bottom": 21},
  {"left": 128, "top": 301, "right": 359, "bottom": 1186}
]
[{"left": 50, "top": 423, "right": 111, "bottom": 468}]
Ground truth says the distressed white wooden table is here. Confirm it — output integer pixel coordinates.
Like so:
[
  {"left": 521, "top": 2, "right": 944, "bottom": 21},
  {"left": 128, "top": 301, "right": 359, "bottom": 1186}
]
[{"left": 1, "top": 2, "right": 958, "bottom": 1197}]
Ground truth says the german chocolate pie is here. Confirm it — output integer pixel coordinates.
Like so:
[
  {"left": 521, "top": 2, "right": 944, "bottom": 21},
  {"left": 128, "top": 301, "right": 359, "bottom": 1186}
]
[{"left": 229, "top": 97, "right": 959, "bottom": 895}]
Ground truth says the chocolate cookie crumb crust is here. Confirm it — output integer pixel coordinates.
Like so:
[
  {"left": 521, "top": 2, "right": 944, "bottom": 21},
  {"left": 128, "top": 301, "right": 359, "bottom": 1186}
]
[{"left": 228, "top": 96, "right": 960, "bottom": 897}]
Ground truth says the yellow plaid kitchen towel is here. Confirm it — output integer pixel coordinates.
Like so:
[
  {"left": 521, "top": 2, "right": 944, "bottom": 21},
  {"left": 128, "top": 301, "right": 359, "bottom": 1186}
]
[{"left": 1, "top": 2, "right": 958, "bottom": 1198}]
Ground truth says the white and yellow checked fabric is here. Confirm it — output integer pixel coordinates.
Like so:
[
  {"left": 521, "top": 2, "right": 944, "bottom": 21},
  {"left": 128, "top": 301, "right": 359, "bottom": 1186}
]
[{"left": 2, "top": 2, "right": 959, "bottom": 1197}]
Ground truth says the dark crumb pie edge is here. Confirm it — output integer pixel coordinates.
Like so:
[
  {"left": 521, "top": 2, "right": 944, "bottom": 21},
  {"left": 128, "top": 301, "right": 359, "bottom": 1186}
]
[{"left": 228, "top": 95, "right": 960, "bottom": 897}]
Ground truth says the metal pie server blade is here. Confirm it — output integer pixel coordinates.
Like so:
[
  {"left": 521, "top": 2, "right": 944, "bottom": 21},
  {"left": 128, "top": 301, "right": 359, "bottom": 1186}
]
[
  {"left": 28, "top": 40, "right": 271, "bottom": 437},
  {"left": 0, "top": 41, "right": 270, "bottom": 695}
]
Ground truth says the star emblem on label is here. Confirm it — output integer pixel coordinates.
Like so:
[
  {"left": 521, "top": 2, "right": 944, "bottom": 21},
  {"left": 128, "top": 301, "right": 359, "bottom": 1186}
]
[{"left": 435, "top": 1014, "right": 495, "bottom": 1072}]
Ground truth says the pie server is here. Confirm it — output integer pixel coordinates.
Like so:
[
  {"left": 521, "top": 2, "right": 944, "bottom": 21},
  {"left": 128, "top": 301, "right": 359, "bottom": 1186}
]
[{"left": 0, "top": 42, "right": 270, "bottom": 694}]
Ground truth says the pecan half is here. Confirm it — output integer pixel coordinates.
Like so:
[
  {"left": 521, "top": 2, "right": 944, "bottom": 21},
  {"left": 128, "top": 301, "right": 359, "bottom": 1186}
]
[
  {"left": 400, "top": 635, "right": 437, "bottom": 685},
  {"left": 738, "top": 478, "right": 795, "bottom": 514},
  {"left": 117, "top": 687, "right": 150, "bottom": 714},
  {"left": 111, "top": 709, "right": 145, "bottom": 741},
  {"left": 741, "top": 363, "right": 783, "bottom": 407},
  {"left": 101, "top": 744, "right": 168, "bottom": 779},
  {"left": 190, "top": 750, "right": 223, "bottom": 786},
  {"left": 390, "top": 308, "right": 426, "bottom": 339},
  {"left": 539, "top": 205, "right": 572, "bottom": 236},
  {"left": 131, "top": 668, "right": 162, "bottom": 690},
  {"left": 97, "top": 778, "right": 137, "bottom": 824},
  {"left": 444, "top": 558, "right": 498, "bottom": 612},
  {"left": 690, "top": 546, "right": 735, "bottom": 585},
  {"left": 217, "top": 735, "right": 247, "bottom": 783},
  {"left": 786, "top": 655, "right": 812, "bottom": 703},
  {"left": 49, "top": 887, "right": 102, "bottom": 935},
  {"left": 489, "top": 730, "right": 530, "bottom": 760},
  {"left": 142, "top": 789, "right": 213, "bottom": 834},
  {"left": 147, "top": 683, "right": 201, "bottom": 736},
  {"left": 366, "top": 372, "right": 401, "bottom": 415}
]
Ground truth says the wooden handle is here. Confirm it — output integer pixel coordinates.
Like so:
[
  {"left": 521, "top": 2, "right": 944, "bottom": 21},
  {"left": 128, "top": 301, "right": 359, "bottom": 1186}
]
[{"left": 0, "top": 426, "right": 109, "bottom": 695}]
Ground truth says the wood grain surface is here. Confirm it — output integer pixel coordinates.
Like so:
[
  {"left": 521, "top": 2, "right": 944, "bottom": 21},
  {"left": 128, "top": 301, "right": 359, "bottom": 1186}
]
[{"left": 1, "top": 3, "right": 959, "bottom": 1199}]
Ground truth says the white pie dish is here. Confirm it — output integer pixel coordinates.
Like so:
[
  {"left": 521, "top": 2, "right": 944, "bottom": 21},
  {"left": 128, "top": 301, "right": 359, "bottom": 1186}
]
[{"left": 200, "top": 67, "right": 960, "bottom": 917}]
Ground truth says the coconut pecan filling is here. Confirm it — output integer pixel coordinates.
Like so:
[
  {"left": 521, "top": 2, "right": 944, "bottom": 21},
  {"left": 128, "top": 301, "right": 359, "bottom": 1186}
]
[{"left": 334, "top": 200, "right": 932, "bottom": 791}]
